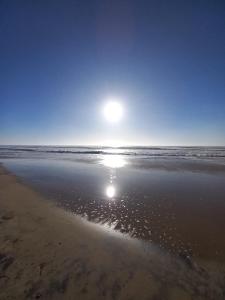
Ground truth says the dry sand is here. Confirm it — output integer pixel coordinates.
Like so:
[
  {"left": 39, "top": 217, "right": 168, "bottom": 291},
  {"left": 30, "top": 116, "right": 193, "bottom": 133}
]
[{"left": 0, "top": 165, "right": 224, "bottom": 300}]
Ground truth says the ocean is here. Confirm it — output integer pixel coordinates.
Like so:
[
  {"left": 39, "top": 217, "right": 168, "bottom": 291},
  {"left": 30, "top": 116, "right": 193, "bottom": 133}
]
[{"left": 1, "top": 145, "right": 225, "bottom": 158}]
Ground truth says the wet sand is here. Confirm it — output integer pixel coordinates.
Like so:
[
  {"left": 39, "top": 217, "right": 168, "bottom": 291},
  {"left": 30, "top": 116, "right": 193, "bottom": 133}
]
[
  {"left": 0, "top": 165, "right": 225, "bottom": 300},
  {"left": 3, "top": 157, "right": 225, "bottom": 263}
]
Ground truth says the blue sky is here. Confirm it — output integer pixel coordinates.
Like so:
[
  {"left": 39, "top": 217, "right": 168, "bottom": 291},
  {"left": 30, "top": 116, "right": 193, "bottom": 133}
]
[{"left": 1, "top": 0, "right": 225, "bottom": 146}]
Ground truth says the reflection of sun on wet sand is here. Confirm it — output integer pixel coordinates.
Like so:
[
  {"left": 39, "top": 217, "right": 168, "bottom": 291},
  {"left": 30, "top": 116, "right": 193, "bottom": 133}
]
[{"left": 0, "top": 164, "right": 225, "bottom": 300}]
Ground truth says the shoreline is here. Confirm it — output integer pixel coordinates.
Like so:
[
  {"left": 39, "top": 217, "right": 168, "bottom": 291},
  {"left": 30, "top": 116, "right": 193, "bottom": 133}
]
[{"left": 0, "top": 164, "right": 225, "bottom": 299}]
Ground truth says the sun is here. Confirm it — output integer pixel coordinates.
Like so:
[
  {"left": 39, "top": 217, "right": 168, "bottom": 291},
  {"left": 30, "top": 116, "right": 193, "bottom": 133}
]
[{"left": 103, "top": 101, "right": 123, "bottom": 123}]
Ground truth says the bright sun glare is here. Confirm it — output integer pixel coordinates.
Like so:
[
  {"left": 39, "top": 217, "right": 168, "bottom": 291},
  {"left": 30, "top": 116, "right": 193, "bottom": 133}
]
[
  {"left": 102, "top": 155, "right": 126, "bottom": 168},
  {"left": 106, "top": 185, "right": 116, "bottom": 198},
  {"left": 103, "top": 101, "right": 123, "bottom": 123}
]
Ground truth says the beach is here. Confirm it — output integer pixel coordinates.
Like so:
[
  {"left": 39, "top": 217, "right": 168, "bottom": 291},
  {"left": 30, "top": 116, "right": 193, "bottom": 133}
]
[
  {"left": 1, "top": 146, "right": 225, "bottom": 299},
  {"left": 0, "top": 164, "right": 225, "bottom": 300}
]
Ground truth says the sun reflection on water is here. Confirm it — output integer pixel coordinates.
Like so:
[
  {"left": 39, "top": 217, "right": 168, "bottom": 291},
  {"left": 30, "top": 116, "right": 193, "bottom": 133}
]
[
  {"left": 101, "top": 155, "right": 127, "bottom": 168},
  {"left": 106, "top": 185, "right": 116, "bottom": 198},
  {"left": 101, "top": 154, "right": 126, "bottom": 199}
]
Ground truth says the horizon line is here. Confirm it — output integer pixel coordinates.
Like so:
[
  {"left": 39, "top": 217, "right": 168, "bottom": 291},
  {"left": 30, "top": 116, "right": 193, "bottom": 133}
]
[{"left": 0, "top": 144, "right": 225, "bottom": 148}]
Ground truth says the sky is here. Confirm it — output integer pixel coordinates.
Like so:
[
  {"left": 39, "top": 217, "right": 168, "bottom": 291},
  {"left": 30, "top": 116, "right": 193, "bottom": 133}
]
[{"left": 1, "top": 0, "right": 225, "bottom": 146}]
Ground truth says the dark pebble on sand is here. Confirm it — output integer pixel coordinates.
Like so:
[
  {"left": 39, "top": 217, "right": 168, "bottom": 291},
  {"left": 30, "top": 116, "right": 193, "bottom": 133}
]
[
  {"left": 0, "top": 253, "right": 14, "bottom": 272},
  {"left": 2, "top": 212, "right": 14, "bottom": 220}
]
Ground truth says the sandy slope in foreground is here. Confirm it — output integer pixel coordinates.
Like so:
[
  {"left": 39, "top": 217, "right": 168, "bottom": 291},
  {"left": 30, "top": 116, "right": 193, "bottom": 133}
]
[{"left": 0, "top": 165, "right": 224, "bottom": 300}]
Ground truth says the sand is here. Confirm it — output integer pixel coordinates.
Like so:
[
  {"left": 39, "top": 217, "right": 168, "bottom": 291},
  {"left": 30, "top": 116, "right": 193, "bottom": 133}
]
[{"left": 0, "top": 165, "right": 225, "bottom": 300}]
